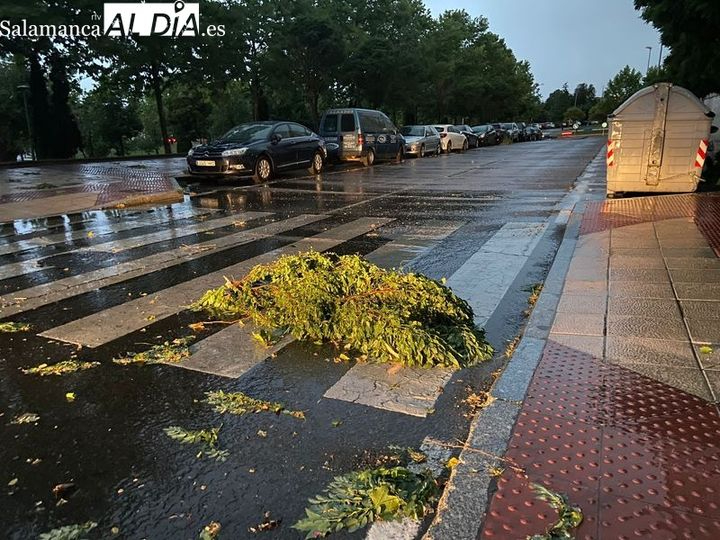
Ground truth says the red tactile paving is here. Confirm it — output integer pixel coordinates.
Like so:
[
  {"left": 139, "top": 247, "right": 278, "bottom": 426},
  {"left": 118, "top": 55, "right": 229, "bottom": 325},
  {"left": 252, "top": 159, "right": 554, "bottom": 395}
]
[
  {"left": 579, "top": 193, "right": 720, "bottom": 256},
  {"left": 480, "top": 341, "right": 720, "bottom": 540}
]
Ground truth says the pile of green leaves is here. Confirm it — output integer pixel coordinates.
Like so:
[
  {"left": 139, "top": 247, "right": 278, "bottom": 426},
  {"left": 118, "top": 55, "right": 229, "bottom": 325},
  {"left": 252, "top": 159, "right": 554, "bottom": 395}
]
[
  {"left": 192, "top": 252, "right": 492, "bottom": 368},
  {"left": 114, "top": 337, "right": 194, "bottom": 365},
  {"left": 527, "top": 483, "right": 583, "bottom": 540},
  {"left": 206, "top": 390, "right": 305, "bottom": 419},
  {"left": 22, "top": 360, "right": 100, "bottom": 376},
  {"left": 164, "top": 425, "right": 229, "bottom": 462},
  {"left": 293, "top": 466, "right": 438, "bottom": 538},
  {"left": 0, "top": 321, "right": 31, "bottom": 333}
]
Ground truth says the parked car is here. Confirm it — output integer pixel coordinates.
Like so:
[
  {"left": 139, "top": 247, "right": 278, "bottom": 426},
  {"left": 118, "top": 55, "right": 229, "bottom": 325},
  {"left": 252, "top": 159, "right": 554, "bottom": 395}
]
[
  {"left": 400, "top": 125, "right": 441, "bottom": 157},
  {"left": 434, "top": 124, "right": 467, "bottom": 153},
  {"left": 525, "top": 125, "right": 542, "bottom": 141},
  {"left": 472, "top": 124, "right": 501, "bottom": 146},
  {"left": 491, "top": 123, "right": 508, "bottom": 142},
  {"left": 187, "top": 121, "right": 326, "bottom": 182},
  {"left": 455, "top": 124, "right": 480, "bottom": 148},
  {"left": 319, "top": 108, "right": 404, "bottom": 166},
  {"left": 501, "top": 122, "right": 521, "bottom": 142}
]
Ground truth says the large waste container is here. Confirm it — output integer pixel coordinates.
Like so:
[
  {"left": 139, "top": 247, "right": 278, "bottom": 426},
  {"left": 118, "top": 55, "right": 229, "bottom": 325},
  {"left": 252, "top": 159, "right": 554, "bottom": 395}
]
[{"left": 606, "top": 83, "right": 715, "bottom": 196}]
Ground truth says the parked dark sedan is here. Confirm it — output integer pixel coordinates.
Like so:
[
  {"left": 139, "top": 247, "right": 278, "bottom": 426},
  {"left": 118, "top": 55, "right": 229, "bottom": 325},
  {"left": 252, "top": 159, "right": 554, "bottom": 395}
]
[
  {"left": 187, "top": 121, "right": 326, "bottom": 182},
  {"left": 455, "top": 124, "right": 480, "bottom": 148},
  {"left": 472, "top": 124, "right": 501, "bottom": 146}
]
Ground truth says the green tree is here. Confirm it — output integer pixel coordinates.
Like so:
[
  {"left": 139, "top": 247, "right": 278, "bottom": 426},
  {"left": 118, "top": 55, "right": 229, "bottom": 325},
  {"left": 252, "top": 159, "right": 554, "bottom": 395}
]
[
  {"left": 268, "top": 0, "right": 346, "bottom": 128},
  {"left": 563, "top": 106, "right": 585, "bottom": 122},
  {"left": 643, "top": 65, "right": 670, "bottom": 86},
  {"left": 166, "top": 84, "right": 213, "bottom": 152},
  {"left": 572, "top": 83, "right": 597, "bottom": 115},
  {"left": 544, "top": 85, "right": 573, "bottom": 123},
  {"left": 589, "top": 65, "right": 644, "bottom": 121},
  {"left": 634, "top": 0, "right": 720, "bottom": 97},
  {"left": 0, "top": 58, "right": 29, "bottom": 161},
  {"left": 48, "top": 53, "right": 82, "bottom": 158},
  {"left": 78, "top": 83, "right": 142, "bottom": 157}
]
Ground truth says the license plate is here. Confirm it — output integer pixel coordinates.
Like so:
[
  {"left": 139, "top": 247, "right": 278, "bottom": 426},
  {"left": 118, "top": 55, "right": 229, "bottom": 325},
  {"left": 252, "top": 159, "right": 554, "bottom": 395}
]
[{"left": 196, "top": 160, "right": 215, "bottom": 167}]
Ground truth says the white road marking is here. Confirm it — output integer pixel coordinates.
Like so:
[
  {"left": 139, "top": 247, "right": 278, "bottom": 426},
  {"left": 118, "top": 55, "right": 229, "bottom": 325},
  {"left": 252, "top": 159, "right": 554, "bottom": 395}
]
[
  {"left": 40, "top": 217, "right": 393, "bottom": 347},
  {"left": 0, "top": 214, "right": 327, "bottom": 316}
]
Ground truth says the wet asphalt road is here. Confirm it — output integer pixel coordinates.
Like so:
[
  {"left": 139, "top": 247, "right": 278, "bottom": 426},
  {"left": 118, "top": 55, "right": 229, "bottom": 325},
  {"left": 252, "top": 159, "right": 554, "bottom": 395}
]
[{"left": 0, "top": 137, "right": 603, "bottom": 539}]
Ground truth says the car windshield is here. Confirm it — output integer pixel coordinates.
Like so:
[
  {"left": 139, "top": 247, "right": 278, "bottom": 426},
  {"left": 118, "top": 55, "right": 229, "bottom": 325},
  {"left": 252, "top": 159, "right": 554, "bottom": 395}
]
[
  {"left": 473, "top": 125, "right": 489, "bottom": 133},
  {"left": 501, "top": 123, "right": 513, "bottom": 129},
  {"left": 434, "top": 126, "right": 446, "bottom": 132},
  {"left": 401, "top": 126, "right": 425, "bottom": 136},
  {"left": 220, "top": 124, "right": 272, "bottom": 144}
]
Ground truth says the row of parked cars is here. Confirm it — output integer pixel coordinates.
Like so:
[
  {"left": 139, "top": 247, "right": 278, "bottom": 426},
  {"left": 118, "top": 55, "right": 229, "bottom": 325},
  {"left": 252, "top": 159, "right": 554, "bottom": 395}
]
[{"left": 186, "top": 108, "right": 544, "bottom": 181}]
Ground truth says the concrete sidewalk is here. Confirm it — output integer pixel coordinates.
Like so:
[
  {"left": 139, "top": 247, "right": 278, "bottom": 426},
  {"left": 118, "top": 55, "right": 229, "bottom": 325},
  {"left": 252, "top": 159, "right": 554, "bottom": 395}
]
[
  {"left": 0, "top": 157, "right": 186, "bottom": 222},
  {"left": 478, "top": 191, "right": 720, "bottom": 539}
]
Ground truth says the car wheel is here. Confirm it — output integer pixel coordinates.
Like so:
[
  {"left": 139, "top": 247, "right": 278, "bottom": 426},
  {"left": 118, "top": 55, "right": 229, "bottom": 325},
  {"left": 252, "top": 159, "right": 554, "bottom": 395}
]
[
  {"left": 307, "top": 151, "right": 324, "bottom": 175},
  {"left": 363, "top": 148, "right": 375, "bottom": 167},
  {"left": 462, "top": 139, "right": 468, "bottom": 152},
  {"left": 445, "top": 141, "right": 452, "bottom": 154},
  {"left": 253, "top": 155, "right": 273, "bottom": 183},
  {"left": 419, "top": 144, "right": 425, "bottom": 158}
]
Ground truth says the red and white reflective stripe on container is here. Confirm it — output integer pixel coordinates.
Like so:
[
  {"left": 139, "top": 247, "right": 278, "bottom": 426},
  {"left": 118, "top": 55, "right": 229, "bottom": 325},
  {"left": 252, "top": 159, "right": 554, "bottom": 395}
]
[
  {"left": 695, "top": 139, "right": 709, "bottom": 168},
  {"left": 606, "top": 139, "right": 615, "bottom": 167}
]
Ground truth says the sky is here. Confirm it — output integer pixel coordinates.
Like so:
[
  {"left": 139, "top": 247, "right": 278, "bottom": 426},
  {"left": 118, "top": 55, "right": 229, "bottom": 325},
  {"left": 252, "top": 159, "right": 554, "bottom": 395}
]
[{"left": 425, "top": 0, "right": 663, "bottom": 99}]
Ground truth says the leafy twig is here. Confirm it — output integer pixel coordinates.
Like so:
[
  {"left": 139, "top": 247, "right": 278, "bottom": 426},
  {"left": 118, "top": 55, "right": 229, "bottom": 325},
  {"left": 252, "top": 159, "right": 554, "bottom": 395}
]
[
  {"left": 526, "top": 483, "right": 583, "bottom": 540},
  {"left": 164, "top": 426, "right": 229, "bottom": 462},
  {"left": 205, "top": 390, "right": 305, "bottom": 420}
]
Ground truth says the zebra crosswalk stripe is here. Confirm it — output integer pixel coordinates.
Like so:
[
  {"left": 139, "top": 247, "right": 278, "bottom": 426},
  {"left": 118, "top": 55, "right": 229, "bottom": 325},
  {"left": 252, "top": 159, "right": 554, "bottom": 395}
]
[
  {"left": 0, "top": 211, "right": 270, "bottom": 281},
  {"left": 39, "top": 217, "right": 393, "bottom": 347},
  {"left": 0, "top": 206, "right": 215, "bottom": 256},
  {"left": 0, "top": 214, "right": 327, "bottom": 317}
]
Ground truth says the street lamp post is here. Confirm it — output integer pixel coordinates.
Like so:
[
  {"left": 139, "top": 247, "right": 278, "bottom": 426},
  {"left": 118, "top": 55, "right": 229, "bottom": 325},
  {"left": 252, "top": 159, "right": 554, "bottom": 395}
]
[
  {"left": 16, "top": 84, "right": 35, "bottom": 161},
  {"left": 645, "top": 46, "right": 653, "bottom": 74}
]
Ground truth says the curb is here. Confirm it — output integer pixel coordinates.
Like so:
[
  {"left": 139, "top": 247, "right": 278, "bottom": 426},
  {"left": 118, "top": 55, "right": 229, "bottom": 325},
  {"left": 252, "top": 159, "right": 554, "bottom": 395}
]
[
  {"left": 0, "top": 153, "right": 185, "bottom": 169},
  {"left": 103, "top": 178, "right": 185, "bottom": 209},
  {"left": 423, "top": 149, "right": 605, "bottom": 540}
]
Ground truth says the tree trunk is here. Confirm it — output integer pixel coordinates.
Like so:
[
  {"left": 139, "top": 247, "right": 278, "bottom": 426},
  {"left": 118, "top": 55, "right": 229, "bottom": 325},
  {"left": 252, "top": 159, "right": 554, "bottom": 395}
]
[{"left": 151, "top": 60, "right": 171, "bottom": 154}]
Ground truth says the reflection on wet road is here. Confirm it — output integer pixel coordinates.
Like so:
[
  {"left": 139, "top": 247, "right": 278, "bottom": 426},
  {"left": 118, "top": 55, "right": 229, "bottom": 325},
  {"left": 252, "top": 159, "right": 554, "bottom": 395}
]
[{"left": 0, "top": 138, "right": 603, "bottom": 538}]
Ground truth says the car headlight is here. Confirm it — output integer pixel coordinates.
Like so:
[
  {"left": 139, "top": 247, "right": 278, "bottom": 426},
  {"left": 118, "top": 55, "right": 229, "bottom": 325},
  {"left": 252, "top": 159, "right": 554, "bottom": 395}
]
[
  {"left": 221, "top": 147, "right": 248, "bottom": 157},
  {"left": 187, "top": 148, "right": 194, "bottom": 156}
]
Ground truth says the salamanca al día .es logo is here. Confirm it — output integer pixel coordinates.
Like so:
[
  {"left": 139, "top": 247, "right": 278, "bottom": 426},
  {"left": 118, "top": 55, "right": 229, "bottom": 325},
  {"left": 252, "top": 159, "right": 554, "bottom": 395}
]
[
  {"left": 104, "top": 1, "right": 224, "bottom": 37},
  {"left": 0, "top": 2, "right": 225, "bottom": 38}
]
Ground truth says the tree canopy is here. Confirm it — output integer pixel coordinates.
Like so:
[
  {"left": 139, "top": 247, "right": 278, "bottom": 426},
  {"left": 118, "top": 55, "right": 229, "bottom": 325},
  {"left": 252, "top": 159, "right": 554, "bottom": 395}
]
[
  {"left": 0, "top": 0, "right": 543, "bottom": 159},
  {"left": 634, "top": 0, "right": 720, "bottom": 97}
]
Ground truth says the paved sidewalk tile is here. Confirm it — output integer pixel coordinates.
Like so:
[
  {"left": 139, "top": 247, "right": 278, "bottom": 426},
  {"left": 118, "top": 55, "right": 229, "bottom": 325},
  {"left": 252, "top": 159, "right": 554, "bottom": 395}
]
[
  {"left": 608, "top": 281, "right": 675, "bottom": 298},
  {"left": 481, "top": 192, "right": 720, "bottom": 540},
  {"left": 606, "top": 314, "right": 687, "bottom": 340},
  {"left": 551, "top": 313, "right": 605, "bottom": 336}
]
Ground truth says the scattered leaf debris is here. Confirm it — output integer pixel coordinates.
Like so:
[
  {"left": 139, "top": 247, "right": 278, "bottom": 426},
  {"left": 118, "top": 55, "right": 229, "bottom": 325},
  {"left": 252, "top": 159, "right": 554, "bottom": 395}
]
[
  {"left": 205, "top": 390, "right": 305, "bottom": 420},
  {"left": 504, "top": 335, "right": 521, "bottom": 358},
  {"left": 11, "top": 412, "right": 40, "bottom": 424},
  {"left": 65, "top": 392, "right": 76, "bottom": 402},
  {"left": 527, "top": 483, "right": 583, "bottom": 540},
  {"left": 189, "top": 322, "right": 207, "bottom": 332},
  {"left": 199, "top": 521, "right": 221, "bottom": 540},
  {"left": 38, "top": 521, "right": 97, "bottom": 540},
  {"left": 0, "top": 322, "right": 31, "bottom": 333},
  {"left": 293, "top": 466, "right": 438, "bottom": 538},
  {"left": 22, "top": 360, "right": 100, "bottom": 376},
  {"left": 249, "top": 511, "right": 281, "bottom": 533},
  {"left": 699, "top": 345, "right": 714, "bottom": 355},
  {"left": 331, "top": 420, "right": 343, "bottom": 428},
  {"left": 164, "top": 426, "right": 229, "bottom": 462},
  {"left": 114, "top": 337, "right": 194, "bottom": 365}
]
